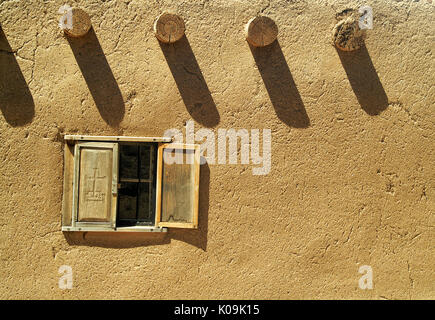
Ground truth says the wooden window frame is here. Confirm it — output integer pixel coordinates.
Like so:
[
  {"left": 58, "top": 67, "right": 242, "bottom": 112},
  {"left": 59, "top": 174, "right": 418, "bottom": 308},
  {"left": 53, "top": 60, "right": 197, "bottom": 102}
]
[
  {"left": 61, "top": 135, "right": 199, "bottom": 233},
  {"left": 71, "top": 142, "right": 118, "bottom": 231},
  {"left": 117, "top": 142, "right": 157, "bottom": 227},
  {"left": 155, "top": 143, "right": 201, "bottom": 229}
]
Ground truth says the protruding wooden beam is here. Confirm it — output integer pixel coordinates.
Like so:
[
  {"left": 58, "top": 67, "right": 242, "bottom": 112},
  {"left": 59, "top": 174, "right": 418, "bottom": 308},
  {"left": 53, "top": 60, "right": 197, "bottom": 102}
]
[
  {"left": 60, "top": 7, "right": 92, "bottom": 38},
  {"left": 245, "top": 16, "right": 278, "bottom": 47},
  {"left": 154, "top": 12, "right": 185, "bottom": 43},
  {"left": 332, "top": 10, "right": 366, "bottom": 51}
]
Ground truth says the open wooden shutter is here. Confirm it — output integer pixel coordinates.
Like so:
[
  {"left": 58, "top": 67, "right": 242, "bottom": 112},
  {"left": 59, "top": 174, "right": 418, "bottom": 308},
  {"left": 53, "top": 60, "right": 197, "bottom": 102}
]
[
  {"left": 156, "top": 143, "right": 200, "bottom": 229},
  {"left": 71, "top": 142, "right": 118, "bottom": 231}
]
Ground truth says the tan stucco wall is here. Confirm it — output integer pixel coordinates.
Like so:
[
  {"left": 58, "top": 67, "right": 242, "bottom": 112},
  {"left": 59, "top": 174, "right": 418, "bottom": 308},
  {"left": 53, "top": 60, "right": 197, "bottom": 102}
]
[{"left": 0, "top": 0, "right": 434, "bottom": 299}]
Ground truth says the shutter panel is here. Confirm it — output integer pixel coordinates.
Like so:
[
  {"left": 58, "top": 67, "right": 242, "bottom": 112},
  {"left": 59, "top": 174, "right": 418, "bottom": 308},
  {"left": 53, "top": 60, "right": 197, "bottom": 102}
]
[
  {"left": 61, "top": 143, "right": 75, "bottom": 228},
  {"left": 72, "top": 142, "right": 118, "bottom": 230},
  {"left": 156, "top": 143, "right": 200, "bottom": 229}
]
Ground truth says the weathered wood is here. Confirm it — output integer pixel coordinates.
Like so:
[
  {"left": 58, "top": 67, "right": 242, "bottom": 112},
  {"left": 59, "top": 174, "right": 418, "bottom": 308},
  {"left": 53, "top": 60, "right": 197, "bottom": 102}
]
[
  {"left": 64, "top": 135, "right": 172, "bottom": 143},
  {"left": 154, "top": 12, "right": 185, "bottom": 43},
  {"left": 70, "top": 142, "right": 118, "bottom": 231},
  {"left": 155, "top": 144, "right": 164, "bottom": 226},
  {"left": 332, "top": 14, "right": 366, "bottom": 51},
  {"left": 61, "top": 143, "right": 75, "bottom": 227},
  {"left": 156, "top": 143, "right": 200, "bottom": 229},
  {"left": 77, "top": 146, "right": 113, "bottom": 222},
  {"left": 62, "top": 8, "right": 92, "bottom": 38},
  {"left": 245, "top": 16, "right": 278, "bottom": 47},
  {"left": 111, "top": 143, "right": 119, "bottom": 228},
  {"left": 62, "top": 226, "right": 167, "bottom": 232},
  {"left": 161, "top": 148, "right": 194, "bottom": 223}
]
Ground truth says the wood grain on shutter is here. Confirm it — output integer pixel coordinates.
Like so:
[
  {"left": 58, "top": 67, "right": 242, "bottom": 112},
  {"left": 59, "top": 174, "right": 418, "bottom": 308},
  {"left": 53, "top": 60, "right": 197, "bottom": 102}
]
[
  {"left": 156, "top": 143, "right": 200, "bottom": 229},
  {"left": 61, "top": 143, "right": 75, "bottom": 227},
  {"left": 72, "top": 142, "right": 118, "bottom": 229}
]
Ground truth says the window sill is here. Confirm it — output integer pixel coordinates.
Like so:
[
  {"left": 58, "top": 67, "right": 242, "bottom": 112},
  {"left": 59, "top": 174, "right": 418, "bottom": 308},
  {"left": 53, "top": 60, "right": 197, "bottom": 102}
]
[{"left": 62, "top": 226, "right": 168, "bottom": 233}]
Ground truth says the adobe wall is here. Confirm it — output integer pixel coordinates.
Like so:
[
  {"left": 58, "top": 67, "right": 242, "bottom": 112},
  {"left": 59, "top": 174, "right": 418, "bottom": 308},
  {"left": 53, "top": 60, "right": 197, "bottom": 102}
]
[{"left": 0, "top": 0, "right": 433, "bottom": 299}]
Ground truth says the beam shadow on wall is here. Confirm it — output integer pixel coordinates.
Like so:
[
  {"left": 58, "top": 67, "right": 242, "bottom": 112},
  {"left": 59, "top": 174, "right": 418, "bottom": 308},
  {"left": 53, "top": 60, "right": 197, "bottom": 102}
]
[
  {"left": 249, "top": 40, "right": 310, "bottom": 128},
  {"left": 64, "top": 162, "right": 210, "bottom": 250},
  {"left": 0, "top": 26, "right": 35, "bottom": 126},
  {"left": 159, "top": 35, "right": 220, "bottom": 128},
  {"left": 337, "top": 44, "right": 388, "bottom": 115},
  {"left": 67, "top": 27, "right": 124, "bottom": 127}
]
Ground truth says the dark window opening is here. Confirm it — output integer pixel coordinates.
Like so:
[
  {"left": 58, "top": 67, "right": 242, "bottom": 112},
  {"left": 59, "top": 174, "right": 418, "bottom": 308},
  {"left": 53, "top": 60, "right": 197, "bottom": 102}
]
[{"left": 117, "top": 143, "right": 157, "bottom": 226}]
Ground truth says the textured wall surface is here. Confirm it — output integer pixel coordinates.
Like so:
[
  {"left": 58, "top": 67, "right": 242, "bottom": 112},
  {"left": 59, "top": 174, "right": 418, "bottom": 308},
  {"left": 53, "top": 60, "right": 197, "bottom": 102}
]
[{"left": 0, "top": 0, "right": 434, "bottom": 299}]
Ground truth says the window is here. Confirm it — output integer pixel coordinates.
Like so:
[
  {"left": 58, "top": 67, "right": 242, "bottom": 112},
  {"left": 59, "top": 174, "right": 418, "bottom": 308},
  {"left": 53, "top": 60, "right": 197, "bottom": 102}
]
[
  {"left": 61, "top": 135, "right": 200, "bottom": 232},
  {"left": 118, "top": 143, "right": 157, "bottom": 227}
]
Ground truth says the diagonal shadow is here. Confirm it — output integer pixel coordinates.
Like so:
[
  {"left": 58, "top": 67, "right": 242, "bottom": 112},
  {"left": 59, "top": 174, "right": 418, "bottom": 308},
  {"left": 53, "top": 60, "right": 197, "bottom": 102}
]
[
  {"left": 0, "top": 26, "right": 35, "bottom": 126},
  {"left": 249, "top": 40, "right": 310, "bottom": 128},
  {"left": 159, "top": 35, "right": 220, "bottom": 128},
  {"left": 337, "top": 44, "right": 388, "bottom": 115},
  {"left": 67, "top": 27, "right": 124, "bottom": 127}
]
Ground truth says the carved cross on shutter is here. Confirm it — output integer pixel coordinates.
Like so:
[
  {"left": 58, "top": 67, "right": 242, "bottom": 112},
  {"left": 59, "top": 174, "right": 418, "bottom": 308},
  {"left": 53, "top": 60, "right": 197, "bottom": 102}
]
[{"left": 72, "top": 142, "right": 118, "bottom": 230}]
